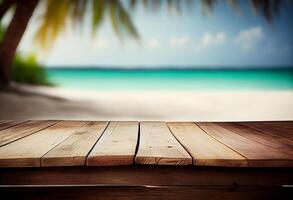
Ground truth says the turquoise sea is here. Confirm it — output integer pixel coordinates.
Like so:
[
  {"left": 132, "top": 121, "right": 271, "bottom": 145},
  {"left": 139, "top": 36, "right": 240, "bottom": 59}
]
[{"left": 47, "top": 68, "right": 293, "bottom": 90}]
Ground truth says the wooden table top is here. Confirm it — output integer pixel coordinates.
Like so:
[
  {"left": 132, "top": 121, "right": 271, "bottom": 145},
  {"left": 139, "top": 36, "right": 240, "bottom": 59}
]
[{"left": 0, "top": 120, "right": 292, "bottom": 168}]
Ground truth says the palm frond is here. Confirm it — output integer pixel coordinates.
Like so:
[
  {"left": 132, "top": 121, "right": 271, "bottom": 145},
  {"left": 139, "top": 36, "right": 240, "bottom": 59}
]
[
  {"left": 250, "top": 0, "right": 281, "bottom": 22},
  {"left": 110, "top": 0, "right": 138, "bottom": 39},
  {"left": 71, "top": 0, "right": 87, "bottom": 26},
  {"left": 34, "top": 0, "right": 70, "bottom": 48},
  {"left": 92, "top": 0, "right": 106, "bottom": 34},
  {"left": 33, "top": 0, "right": 284, "bottom": 49}
]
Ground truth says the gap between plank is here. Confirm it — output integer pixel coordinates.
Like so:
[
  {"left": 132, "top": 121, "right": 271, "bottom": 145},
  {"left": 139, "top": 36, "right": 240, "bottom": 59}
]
[
  {"left": 0, "top": 120, "right": 29, "bottom": 131},
  {"left": 133, "top": 122, "right": 141, "bottom": 164},
  {"left": 84, "top": 121, "right": 111, "bottom": 165},
  {"left": 194, "top": 122, "right": 249, "bottom": 161},
  {"left": 40, "top": 121, "right": 88, "bottom": 167},
  {"left": 216, "top": 123, "right": 289, "bottom": 149},
  {"left": 0, "top": 120, "right": 60, "bottom": 148},
  {"left": 237, "top": 123, "right": 293, "bottom": 142},
  {"left": 166, "top": 123, "right": 194, "bottom": 165}
]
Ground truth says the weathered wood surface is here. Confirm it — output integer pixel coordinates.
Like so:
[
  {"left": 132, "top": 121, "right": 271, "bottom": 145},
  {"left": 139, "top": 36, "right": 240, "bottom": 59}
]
[
  {"left": 167, "top": 122, "right": 247, "bottom": 166},
  {"left": 218, "top": 122, "right": 293, "bottom": 150},
  {"left": 87, "top": 121, "right": 139, "bottom": 166},
  {"left": 0, "top": 120, "right": 27, "bottom": 131},
  {"left": 135, "top": 122, "right": 192, "bottom": 165},
  {"left": 197, "top": 122, "right": 293, "bottom": 167},
  {"left": 0, "top": 120, "right": 292, "bottom": 168},
  {"left": 0, "top": 121, "right": 86, "bottom": 167},
  {"left": 239, "top": 122, "right": 293, "bottom": 142},
  {"left": 42, "top": 121, "right": 108, "bottom": 167},
  {"left": 0, "top": 120, "right": 58, "bottom": 147}
]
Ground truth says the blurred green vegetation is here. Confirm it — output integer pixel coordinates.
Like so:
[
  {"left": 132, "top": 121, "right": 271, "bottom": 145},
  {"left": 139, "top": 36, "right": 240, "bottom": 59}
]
[
  {"left": 0, "top": 25, "right": 52, "bottom": 86},
  {"left": 12, "top": 54, "right": 53, "bottom": 86}
]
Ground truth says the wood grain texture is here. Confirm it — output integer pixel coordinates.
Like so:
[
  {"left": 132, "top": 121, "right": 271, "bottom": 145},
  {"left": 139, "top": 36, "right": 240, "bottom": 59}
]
[
  {"left": 218, "top": 123, "right": 293, "bottom": 151},
  {"left": 259, "top": 121, "right": 293, "bottom": 128},
  {"left": 1, "top": 166, "right": 292, "bottom": 186},
  {"left": 0, "top": 121, "right": 86, "bottom": 167},
  {"left": 135, "top": 122, "right": 192, "bottom": 165},
  {"left": 0, "top": 120, "right": 58, "bottom": 147},
  {"left": 167, "top": 122, "right": 246, "bottom": 167},
  {"left": 2, "top": 186, "right": 290, "bottom": 200},
  {"left": 0, "top": 120, "right": 292, "bottom": 168},
  {"left": 86, "top": 121, "right": 138, "bottom": 166},
  {"left": 41, "top": 121, "right": 108, "bottom": 167},
  {"left": 239, "top": 122, "right": 293, "bottom": 142},
  {"left": 197, "top": 122, "right": 293, "bottom": 167},
  {"left": 0, "top": 120, "right": 27, "bottom": 131}
]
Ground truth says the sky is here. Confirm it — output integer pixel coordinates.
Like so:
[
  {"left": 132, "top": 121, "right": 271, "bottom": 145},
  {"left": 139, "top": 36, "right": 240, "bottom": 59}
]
[{"left": 15, "top": 1, "right": 293, "bottom": 68}]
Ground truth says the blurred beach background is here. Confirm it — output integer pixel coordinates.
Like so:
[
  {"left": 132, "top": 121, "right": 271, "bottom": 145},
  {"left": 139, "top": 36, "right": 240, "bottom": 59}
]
[{"left": 0, "top": 0, "right": 293, "bottom": 121}]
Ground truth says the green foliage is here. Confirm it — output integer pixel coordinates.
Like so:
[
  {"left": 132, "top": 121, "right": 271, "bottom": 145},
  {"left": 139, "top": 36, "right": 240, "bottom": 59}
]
[
  {"left": 0, "top": 25, "right": 4, "bottom": 41},
  {"left": 0, "top": 15, "right": 51, "bottom": 86},
  {"left": 12, "top": 54, "right": 53, "bottom": 86}
]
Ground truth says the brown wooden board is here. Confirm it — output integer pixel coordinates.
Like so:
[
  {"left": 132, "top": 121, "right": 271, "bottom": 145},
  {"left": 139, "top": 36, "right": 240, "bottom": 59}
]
[
  {"left": 197, "top": 122, "right": 293, "bottom": 167},
  {"left": 168, "top": 122, "right": 246, "bottom": 167},
  {"left": 0, "top": 121, "right": 86, "bottom": 167},
  {"left": 1, "top": 186, "right": 290, "bottom": 200},
  {"left": 217, "top": 122, "right": 293, "bottom": 152},
  {"left": 0, "top": 120, "right": 27, "bottom": 131},
  {"left": 1, "top": 166, "right": 293, "bottom": 187},
  {"left": 239, "top": 122, "right": 293, "bottom": 142},
  {"left": 136, "top": 122, "right": 192, "bottom": 165},
  {"left": 87, "top": 121, "right": 139, "bottom": 166},
  {"left": 41, "top": 121, "right": 108, "bottom": 167},
  {"left": 0, "top": 120, "right": 58, "bottom": 147},
  {"left": 0, "top": 120, "right": 292, "bottom": 168}
]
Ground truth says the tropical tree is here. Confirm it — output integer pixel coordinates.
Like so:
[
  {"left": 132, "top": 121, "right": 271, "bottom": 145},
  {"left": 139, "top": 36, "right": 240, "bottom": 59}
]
[
  {"left": 0, "top": 0, "right": 284, "bottom": 85},
  {"left": 0, "top": 0, "right": 38, "bottom": 84}
]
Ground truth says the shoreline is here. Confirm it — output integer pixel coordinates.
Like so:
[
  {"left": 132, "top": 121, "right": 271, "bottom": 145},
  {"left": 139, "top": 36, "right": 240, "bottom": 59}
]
[{"left": 1, "top": 84, "right": 293, "bottom": 121}]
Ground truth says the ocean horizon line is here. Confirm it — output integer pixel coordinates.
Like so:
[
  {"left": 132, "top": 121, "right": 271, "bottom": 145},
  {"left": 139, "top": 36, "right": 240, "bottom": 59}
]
[
  {"left": 45, "top": 66, "right": 293, "bottom": 71},
  {"left": 46, "top": 66, "right": 293, "bottom": 90}
]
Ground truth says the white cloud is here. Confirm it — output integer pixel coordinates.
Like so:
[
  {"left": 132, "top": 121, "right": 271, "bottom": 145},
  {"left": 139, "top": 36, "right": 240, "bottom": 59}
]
[
  {"left": 198, "top": 32, "right": 226, "bottom": 48},
  {"left": 92, "top": 38, "right": 109, "bottom": 49},
  {"left": 146, "top": 38, "right": 160, "bottom": 49},
  {"left": 170, "top": 36, "right": 190, "bottom": 47},
  {"left": 235, "top": 26, "right": 263, "bottom": 50}
]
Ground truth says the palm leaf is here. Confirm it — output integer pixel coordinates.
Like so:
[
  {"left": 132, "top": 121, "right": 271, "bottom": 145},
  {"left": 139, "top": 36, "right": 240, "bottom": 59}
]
[
  {"left": 92, "top": 0, "right": 106, "bottom": 33},
  {"left": 33, "top": 0, "right": 283, "bottom": 49},
  {"left": 35, "top": 0, "right": 70, "bottom": 48}
]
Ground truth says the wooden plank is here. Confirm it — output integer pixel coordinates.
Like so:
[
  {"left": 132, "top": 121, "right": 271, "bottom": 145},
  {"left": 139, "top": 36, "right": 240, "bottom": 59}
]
[
  {"left": 41, "top": 121, "right": 108, "bottom": 167},
  {"left": 0, "top": 121, "right": 86, "bottom": 167},
  {"left": 1, "top": 166, "right": 292, "bottom": 186},
  {"left": 0, "top": 120, "right": 27, "bottom": 131},
  {"left": 86, "top": 121, "right": 138, "bottom": 166},
  {"left": 262, "top": 121, "right": 293, "bottom": 128},
  {"left": 0, "top": 120, "right": 58, "bottom": 146},
  {"left": 245, "top": 121, "right": 293, "bottom": 130},
  {"left": 1, "top": 186, "right": 290, "bottom": 200},
  {"left": 197, "top": 123, "right": 293, "bottom": 167},
  {"left": 239, "top": 122, "right": 293, "bottom": 142},
  {"left": 167, "top": 122, "right": 246, "bottom": 167},
  {"left": 218, "top": 123, "right": 293, "bottom": 151},
  {"left": 135, "top": 122, "right": 192, "bottom": 165}
]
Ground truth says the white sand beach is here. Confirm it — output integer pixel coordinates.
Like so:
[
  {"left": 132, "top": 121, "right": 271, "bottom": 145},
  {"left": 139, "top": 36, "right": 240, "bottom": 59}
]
[{"left": 0, "top": 83, "right": 293, "bottom": 121}]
